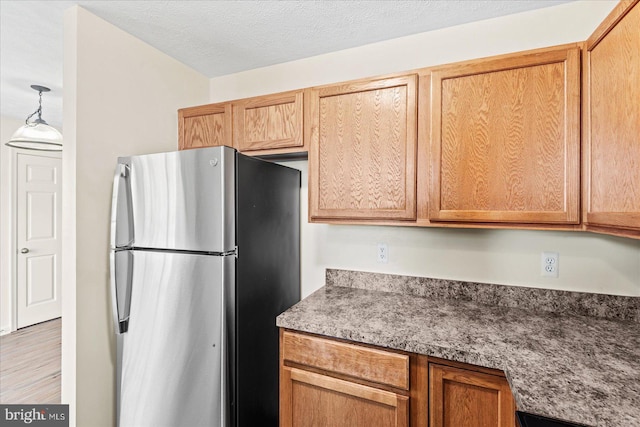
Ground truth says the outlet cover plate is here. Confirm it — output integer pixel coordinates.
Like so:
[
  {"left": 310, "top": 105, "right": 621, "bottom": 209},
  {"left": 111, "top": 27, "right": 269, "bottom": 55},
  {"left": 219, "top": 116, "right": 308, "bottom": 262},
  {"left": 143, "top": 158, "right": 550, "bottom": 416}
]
[
  {"left": 541, "top": 251, "right": 559, "bottom": 278},
  {"left": 377, "top": 243, "right": 388, "bottom": 263}
]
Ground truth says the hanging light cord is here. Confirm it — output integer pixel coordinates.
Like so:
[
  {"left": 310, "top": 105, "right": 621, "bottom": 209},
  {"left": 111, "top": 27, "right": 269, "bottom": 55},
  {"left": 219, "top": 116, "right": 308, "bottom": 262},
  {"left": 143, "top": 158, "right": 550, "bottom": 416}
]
[{"left": 25, "top": 89, "right": 45, "bottom": 125}]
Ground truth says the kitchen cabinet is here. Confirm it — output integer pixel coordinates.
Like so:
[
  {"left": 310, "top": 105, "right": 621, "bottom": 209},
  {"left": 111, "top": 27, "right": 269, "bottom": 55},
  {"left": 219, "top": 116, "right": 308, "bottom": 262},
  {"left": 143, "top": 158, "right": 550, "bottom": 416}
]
[
  {"left": 307, "top": 74, "right": 418, "bottom": 222},
  {"left": 583, "top": 0, "right": 640, "bottom": 238},
  {"left": 178, "top": 92, "right": 306, "bottom": 156},
  {"left": 232, "top": 89, "right": 305, "bottom": 156},
  {"left": 428, "top": 45, "right": 581, "bottom": 225},
  {"left": 429, "top": 363, "right": 516, "bottom": 427},
  {"left": 280, "top": 330, "right": 419, "bottom": 427},
  {"left": 178, "top": 102, "right": 232, "bottom": 150},
  {"left": 175, "top": 1, "right": 640, "bottom": 240},
  {"left": 280, "top": 330, "right": 516, "bottom": 427},
  {"left": 281, "top": 368, "right": 409, "bottom": 427}
]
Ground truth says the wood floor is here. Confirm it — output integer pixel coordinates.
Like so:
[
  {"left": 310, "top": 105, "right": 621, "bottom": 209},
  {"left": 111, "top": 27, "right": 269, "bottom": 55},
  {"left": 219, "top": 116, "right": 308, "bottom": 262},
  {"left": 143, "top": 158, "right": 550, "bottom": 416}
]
[{"left": 0, "top": 318, "right": 61, "bottom": 404}]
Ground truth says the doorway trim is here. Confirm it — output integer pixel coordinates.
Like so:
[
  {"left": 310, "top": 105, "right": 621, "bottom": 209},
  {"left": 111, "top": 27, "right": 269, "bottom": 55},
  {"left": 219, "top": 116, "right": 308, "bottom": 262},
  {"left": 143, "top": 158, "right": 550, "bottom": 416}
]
[{"left": 9, "top": 147, "right": 62, "bottom": 333}]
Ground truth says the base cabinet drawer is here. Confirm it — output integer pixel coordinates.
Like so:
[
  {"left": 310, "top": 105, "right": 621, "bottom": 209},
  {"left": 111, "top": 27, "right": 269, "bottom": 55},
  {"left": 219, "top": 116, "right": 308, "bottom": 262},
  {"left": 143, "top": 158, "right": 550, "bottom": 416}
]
[{"left": 281, "top": 330, "right": 409, "bottom": 390}]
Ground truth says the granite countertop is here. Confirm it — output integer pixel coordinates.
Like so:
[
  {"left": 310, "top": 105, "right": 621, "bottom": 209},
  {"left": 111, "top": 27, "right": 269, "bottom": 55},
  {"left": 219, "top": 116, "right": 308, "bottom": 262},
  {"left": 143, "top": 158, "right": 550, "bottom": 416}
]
[{"left": 276, "top": 270, "right": 640, "bottom": 427}]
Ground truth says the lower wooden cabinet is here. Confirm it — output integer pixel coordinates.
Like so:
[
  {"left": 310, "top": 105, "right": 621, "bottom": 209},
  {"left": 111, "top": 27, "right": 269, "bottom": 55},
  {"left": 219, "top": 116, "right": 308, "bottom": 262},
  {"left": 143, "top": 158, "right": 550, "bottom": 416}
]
[
  {"left": 281, "top": 367, "right": 409, "bottom": 427},
  {"left": 429, "top": 363, "right": 516, "bottom": 427},
  {"left": 280, "top": 330, "right": 516, "bottom": 427}
]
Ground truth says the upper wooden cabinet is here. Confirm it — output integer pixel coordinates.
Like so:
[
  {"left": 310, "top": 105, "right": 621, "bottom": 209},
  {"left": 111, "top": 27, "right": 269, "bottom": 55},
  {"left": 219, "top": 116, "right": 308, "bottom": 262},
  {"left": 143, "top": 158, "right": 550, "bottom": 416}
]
[
  {"left": 429, "top": 363, "right": 516, "bottom": 427},
  {"left": 428, "top": 46, "right": 581, "bottom": 224},
  {"left": 175, "top": 2, "right": 640, "bottom": 239},
  {"left": 584, "top": 0, "right": 640, "bottom": 238},
  {"left": 308, "top": 75, "right": 418, "bottom": 221},
  {"left": 178, "top": 91, "right": 306, "bottom": 156},
  {"left": 232, "top": 90, "right": 305, "bottom": 156},
  {"left": 178, "top": 103, "right": 232, "bottom": 150}
]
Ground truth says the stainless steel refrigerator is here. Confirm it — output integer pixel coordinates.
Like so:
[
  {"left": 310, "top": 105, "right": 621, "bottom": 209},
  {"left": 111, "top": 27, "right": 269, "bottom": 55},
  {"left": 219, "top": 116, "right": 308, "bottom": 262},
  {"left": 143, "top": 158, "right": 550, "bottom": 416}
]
[{"left": 109, "top": 146, "right": 300, "bottom": 427}]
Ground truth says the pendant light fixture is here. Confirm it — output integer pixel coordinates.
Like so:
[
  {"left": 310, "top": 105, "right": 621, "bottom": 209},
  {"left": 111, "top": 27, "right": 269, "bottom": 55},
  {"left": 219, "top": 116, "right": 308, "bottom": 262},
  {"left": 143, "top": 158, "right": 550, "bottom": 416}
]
[{"left": 6, "top": 85, "right": 63, "bottom": 151}]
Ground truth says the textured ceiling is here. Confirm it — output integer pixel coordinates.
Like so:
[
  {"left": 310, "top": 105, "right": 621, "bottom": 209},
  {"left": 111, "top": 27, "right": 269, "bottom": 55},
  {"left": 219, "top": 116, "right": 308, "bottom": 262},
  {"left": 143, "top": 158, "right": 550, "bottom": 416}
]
[{"left": 1, "top": 0, "right": 573, "bottom": 128}]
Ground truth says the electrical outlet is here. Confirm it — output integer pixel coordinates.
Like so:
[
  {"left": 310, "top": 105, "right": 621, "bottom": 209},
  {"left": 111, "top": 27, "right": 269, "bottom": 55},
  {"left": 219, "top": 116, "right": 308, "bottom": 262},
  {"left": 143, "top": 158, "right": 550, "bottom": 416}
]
[
  {"left": 541, "top": 251, "right": 559, "bottom": 278},
  {"left": 377, "top": 243, "right": 388, "bottom": 263}
]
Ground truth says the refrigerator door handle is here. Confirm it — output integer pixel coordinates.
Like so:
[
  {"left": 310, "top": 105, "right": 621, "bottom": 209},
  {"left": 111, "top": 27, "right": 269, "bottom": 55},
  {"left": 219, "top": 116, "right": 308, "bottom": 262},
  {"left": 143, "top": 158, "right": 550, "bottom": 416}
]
[
  {"left": 111, "top": 163, "right": 134, "bottom": 249},
  {"left": 110, "top": 250, "right": 134, "bottom": 334}
]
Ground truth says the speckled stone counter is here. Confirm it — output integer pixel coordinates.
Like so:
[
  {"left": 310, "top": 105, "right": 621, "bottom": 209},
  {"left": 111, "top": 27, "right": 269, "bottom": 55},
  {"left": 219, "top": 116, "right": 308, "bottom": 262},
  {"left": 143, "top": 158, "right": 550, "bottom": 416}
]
[{"left": 276, "top": 270, "right": 640, "bottom": 427}]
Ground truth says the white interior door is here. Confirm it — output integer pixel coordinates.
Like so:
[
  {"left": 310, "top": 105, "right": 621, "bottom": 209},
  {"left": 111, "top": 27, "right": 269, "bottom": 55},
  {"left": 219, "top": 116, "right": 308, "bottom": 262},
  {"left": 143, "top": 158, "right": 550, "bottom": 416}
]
[{"left": 16, "top": 152, "right": 62, "bottom": 328}]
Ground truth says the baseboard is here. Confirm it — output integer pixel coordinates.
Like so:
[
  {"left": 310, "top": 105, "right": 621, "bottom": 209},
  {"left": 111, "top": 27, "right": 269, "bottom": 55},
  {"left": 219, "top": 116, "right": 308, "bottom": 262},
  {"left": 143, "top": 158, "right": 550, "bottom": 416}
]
[{"left": 0, "top": 324, "right": 13, "bottom": 336}]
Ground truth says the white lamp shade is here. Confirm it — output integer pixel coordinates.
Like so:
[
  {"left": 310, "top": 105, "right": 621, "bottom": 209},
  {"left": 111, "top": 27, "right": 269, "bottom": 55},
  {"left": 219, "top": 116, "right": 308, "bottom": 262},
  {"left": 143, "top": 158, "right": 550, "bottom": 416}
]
[{"left": 6, "top": 122, "right": 63, "bottom": 151}]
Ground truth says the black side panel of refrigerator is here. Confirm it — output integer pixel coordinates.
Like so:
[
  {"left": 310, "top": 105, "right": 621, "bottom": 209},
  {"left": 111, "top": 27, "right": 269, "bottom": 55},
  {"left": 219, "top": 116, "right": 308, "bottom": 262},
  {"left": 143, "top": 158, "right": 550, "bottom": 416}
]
[{"left": 235, "top": 154, "right": 301, "bottom": 427}]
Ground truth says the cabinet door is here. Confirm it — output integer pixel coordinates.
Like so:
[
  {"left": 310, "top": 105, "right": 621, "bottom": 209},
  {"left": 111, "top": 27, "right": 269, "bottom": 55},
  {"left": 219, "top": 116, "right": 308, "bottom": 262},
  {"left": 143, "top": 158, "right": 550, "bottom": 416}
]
[
  {"left": 178, "top": 103, "right": 232, "bottom": 150},
  {"left": 584, "top": 0, "right": 640, "bottom": 237},
  {"left": 429, "top": 46, "right": 580, "bottom": 224},
  {"left": 232, "top": 90, "right": 305, "bottom": 155},
  {"left": 429, "top": 363, "right": 515, "bottom": 427},
  {"left": 308, "top": 75, "right": 418, "bottom": 221},
  {"left": 281, "top": 367, "right": 409, "bottom": 427}
]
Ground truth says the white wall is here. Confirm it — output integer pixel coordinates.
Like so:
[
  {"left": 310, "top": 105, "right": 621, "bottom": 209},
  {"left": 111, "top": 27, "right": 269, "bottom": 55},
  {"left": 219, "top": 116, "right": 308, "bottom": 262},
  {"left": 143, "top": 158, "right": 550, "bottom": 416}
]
[
  {"left": 211, "top": 0, "right": 640, "bottom": 299},
  {"left": 63, "top": 6, "right": 210, "bottom": 426}
]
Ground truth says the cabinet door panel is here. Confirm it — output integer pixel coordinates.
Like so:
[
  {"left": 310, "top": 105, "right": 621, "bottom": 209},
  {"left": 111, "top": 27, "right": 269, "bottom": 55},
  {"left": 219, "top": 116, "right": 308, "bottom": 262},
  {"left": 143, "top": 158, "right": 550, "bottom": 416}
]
[
  {"left": 585, "top": 0, "right": 640, "bottom": 235},
  {"left": 429, "top": 363, "right": 515, "bottom": 427},
  {"left": 282, "top": 367, "right": 408, "bottom": 427},
  {"left": 232, "top": 90, "right": 304, "bottom": 154},
  {"left": 178, "top": 103, "right": 232, "bottom": 150},
  {"left": 309, "top": 75, "right": 417, "bottom": 221},
  {"left": 430, "top": 47, "right": 580, "bottom": 224}
]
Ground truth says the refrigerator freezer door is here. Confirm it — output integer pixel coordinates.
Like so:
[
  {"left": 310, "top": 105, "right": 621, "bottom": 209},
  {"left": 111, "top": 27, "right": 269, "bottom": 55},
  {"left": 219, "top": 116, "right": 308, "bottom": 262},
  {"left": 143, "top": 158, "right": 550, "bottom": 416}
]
[
  {"left": 118, "top": 146, "right": 236, "bottom": 252},
  {"left": 111, "top": 163, "right": 134, "bottom": 249},
  {"left": 118, "top": 250, "right": 234, "bottom": 427}
]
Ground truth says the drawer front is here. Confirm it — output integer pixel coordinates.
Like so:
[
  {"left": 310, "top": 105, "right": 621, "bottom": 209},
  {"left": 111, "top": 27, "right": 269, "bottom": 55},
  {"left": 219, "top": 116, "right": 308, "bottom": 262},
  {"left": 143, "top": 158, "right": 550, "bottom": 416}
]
[{"left": 282, "top": 331, "right": 409, "bottom": 390}]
